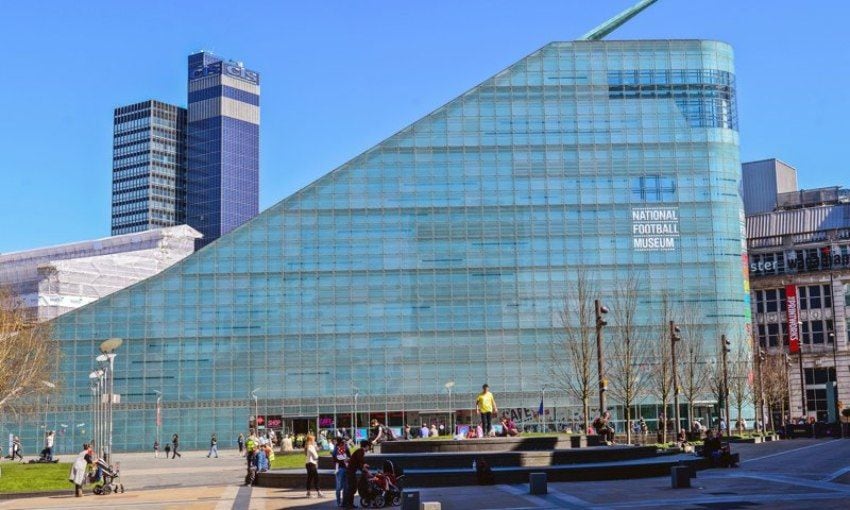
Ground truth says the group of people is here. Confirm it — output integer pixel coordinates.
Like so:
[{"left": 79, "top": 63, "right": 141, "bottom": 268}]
[{"left": 152, "top": 433, "right": 182, "bottom": 458}]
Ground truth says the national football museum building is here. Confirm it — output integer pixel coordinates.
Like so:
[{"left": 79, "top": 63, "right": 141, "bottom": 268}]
[{"left": 20, "top": 36, "right": 750, "bottom": 451}]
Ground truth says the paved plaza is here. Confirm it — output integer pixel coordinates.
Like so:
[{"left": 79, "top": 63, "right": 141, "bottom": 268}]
[{"left": 3, "top": 440, "right": 850, "bottom": 509}]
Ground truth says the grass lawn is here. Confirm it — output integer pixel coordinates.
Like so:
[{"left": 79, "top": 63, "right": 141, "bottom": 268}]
[
  {"left": 271, "top": 451, "right": 330, "bottom": 470},
  {"left": 0, "top": 462, "right": 73, "bottom": 494}
]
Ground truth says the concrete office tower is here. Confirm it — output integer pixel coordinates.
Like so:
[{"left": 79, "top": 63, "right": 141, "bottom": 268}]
[
  {"left": 111, "top": 100, "right": 187, "bottom": 235},
  {"left": 40, "top": 38, "right": 750, "bottom": 451},
  {"left": 741, "top": 159, "right": 798, "bottom": 215},
  {"left": 186, "top": 52, "right": 260, "bottom": 248}
]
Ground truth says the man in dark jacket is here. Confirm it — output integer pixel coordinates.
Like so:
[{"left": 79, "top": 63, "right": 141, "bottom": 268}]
[{"left": 343, "top": 440, "right": 370, "bottom": 508}]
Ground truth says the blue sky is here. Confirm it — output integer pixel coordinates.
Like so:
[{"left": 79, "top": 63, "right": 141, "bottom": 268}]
[{"left": 1, "top": 0, "right": 848, "bottom": 253}]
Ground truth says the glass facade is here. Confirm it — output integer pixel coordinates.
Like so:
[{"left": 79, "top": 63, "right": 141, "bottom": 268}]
[
  {"left": 111, "top": 101, "right": 187, "bottom": 235},
  {"left": 186, "top": 52, "right": 260, "bottom": 248},
  {"left": 40, "top": 40, "right": 748, "bottom": 451}
]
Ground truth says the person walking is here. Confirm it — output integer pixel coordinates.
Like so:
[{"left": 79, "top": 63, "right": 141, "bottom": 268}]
[
  {"left": 207, "top": 433, "right": 219, "bottom": 458},
  {"left": 304, "top": 434, "right": 323, "bottom": 498},
  {"left": 476, "top": 384, "right": 498, "bottom": 437},
  {"left": 153, "top": 440, "right": 160, "bottom": 458},
  {"left": 44, "top": 431, "right": 55, "bottom": 461},
  {"left": 171, "top": 433, "right": 181, "bottom": 459},
  {"left": 11, "top": 436, "right": 23, "bottom": 461},
  {"left": 68, "top": 443, "right": 93, "bottom": 497},
  {"left": 237, "top": 433, "right": 245, "bottom": 457},
  {"left": 332, "top": 437, "right": 351, "bottom": 507}
]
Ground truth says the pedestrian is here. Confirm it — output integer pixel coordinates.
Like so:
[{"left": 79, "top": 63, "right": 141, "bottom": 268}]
[
  {"left": 164, "top": 442, "right": 171, "bottom": 458},
  {"left": 430, "top": 423, "right": 439, "bottom": 437},
  {"left": 68, "top": 443, "right": 93, "bottom": 497},
  {"left": 207, "top": 433, "right": 219, "bottom": 458},
  {"left": 11, "top": 436, "right": 23, "bottom": 461},
  {"left": 369, "top": 419, "right": 386, "bottom": 446},
  {"left": 402, "top": 424, "right": 412, "bottom": 440},
  {"left": 153, "top": 440, "right": 160, "bottom": 458},
  {"left": 476, "top": 384, "right": 498, "bottom": 437},
  {"left": 44, "top": 431, "right": 55, "bottom": 461},
  {"left": 332, "top": 437, "right": 351, "bottom": 507},
  {"left": 171, "top": 433, "right": 181, "bottom": 459},
  {"left": 419, "top": 423, "right": 429, "bottom": 439},
  {"left": 304, "top": 434, "right": 323, "bottom": 498},
  {"left": 343, "top": 440, "right": 369, "bottom": 508},
  {"left": 237, "top": 433, "right": 245, "bottom": 457}
]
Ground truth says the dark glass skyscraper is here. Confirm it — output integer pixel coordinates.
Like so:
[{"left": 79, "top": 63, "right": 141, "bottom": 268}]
[
  {"left": 186, "top": 52, "right": 260, "bottom": 248},
  {"left": 111, "top": 100, "right": 187, "bottom": 235}
]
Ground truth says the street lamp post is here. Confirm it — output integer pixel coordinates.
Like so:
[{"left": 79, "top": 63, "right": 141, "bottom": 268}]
[
  {"left": 595, "top": 299, "right": 609, "bottom": 415},
  {"left": 721, "top": 335, "right": 731, "bottom": 440},
  {"left": 797, "top": 320, "right": 807, "bottom": 417},
  {"left": 444, "top": 381, "right": 455, "bottom": 435},
  {"left": 670, "top": 321, "right": 682, "bottom": 434},
  {"left": 756, "top": 350, "right": 765, "bottom": 434},
  {"left": 783, "top": 353, "right": 792, "bottom": 427},
  {"left": 540, "top": 385, "right": 547, "bottom": 433},
  {"left": 353, "top": 389, "right": 360, "bottom": 439},
  {"left": 251, "top": 388, "right": 261, "bottom": 435},
  {"left": 153, "top": 390, "right": 162, "bottom": 447},
  {"left": 97, "top": 337, "right": 122, "bottom": 463},
  {"left": 830, "top": 332, "right": 841, "bottom": 435}
]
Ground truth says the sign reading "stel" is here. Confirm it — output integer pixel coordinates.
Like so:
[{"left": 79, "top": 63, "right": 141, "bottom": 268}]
[
  {"left": 631, "top": 207, "right": 680, "bottom": 251},
  {"left": 190, "top": 61, "right": 260, "bottom": 85}
]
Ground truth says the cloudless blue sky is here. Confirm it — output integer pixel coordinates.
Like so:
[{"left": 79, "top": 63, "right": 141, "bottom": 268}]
[{"left": 1, "top": 0, "right": 848, "bottom": 253}]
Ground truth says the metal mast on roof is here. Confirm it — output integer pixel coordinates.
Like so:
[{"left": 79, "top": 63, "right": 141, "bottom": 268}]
[{"left": 579, "top": 0, "right": 659, "bottom": 41}]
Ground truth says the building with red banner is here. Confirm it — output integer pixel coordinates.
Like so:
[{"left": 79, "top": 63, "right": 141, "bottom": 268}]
[{"left": 746, "top": 161, "right": 850, "bottom": 423}]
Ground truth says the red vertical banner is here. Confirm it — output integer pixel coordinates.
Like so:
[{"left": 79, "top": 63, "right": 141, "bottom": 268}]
[{"left": 786, "top": 284, "right": 800, "bottom": 353}]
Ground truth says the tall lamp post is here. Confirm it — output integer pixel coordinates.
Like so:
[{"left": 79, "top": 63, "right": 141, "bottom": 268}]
[
  {"left": 830, "top": 332, "right": 841, "bottom": 434},
  {"left": 595, "top": 299, "right": 609, "bottom": 415},
  {"left": 251, "top": 388, "right": 261, "bottom": 435},
  {"left": 37, "top": 380, "right": 55, "bottom": 455},
  {"left": 444, "top": 381, "right": 455, "bottom": 435},
  {"left": 88, "top": 370, "right": 104, "bottom": 458},
  {"left": 353, "top": 389, "right": 360, "bottom": 439},
  {"left": 721, "top": 335, "right": 731, "bottom": 440},
  {"left": 756, "top": 349, "right": 766, "bottom": 434},
  {"left": 153, "top": 390, "right": 162, "bottom": 448},
  {"left": 98, "top": 337, "right": 123, "bottom": 463},
  {"left": 797, "top": 320, "right": 807, "bottom": 417},
  {"left": 670, "top": 321, "right": 682, "bottom": 434}
]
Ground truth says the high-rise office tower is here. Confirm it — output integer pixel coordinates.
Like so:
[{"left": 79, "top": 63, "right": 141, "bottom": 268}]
[
  {"left": 186, "top": 52, "right": 260, "bottom": 248},
  {"left": 111, "top": 100, "right": 187, "bottom": 235}
]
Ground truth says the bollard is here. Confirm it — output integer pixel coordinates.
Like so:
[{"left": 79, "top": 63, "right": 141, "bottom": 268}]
[
  {"left": 529, "top": 472, "right": 548, "bottom": 495},
  {"left": 401, "top": 491, "right": 420, "bottom": 510},
  {"left": 671, "top": 466, "right": 691, "bottom": 488},
  {"left": 677, "top": 460, "right": 696, "bottom": 479}
]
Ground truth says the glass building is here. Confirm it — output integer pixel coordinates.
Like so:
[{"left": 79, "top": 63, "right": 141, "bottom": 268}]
[
  {"left": 186, "top": 52, "right": 260, "bottom": 248},
  {"left": 34, "top": 40, "right": 748, "bottom": 452},
  {"left": 111, "top": 100, "right": 187, "bottom": 235}
]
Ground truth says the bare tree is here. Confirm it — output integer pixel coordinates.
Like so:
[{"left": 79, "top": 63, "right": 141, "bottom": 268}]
[
  {"left": 649, "top": 296, "right": 676, "bottom": 443},
  {"left": 548, "top": 270, "right": 597, "bottom": 433},
  {"left": 0, "top": 289, "right": 60, "bottom": 415},
  {"left": 760, "top": 353, "right": 789, "bottom": 431},
  {"left": 728, "top": 341, "right": 753, "bottom": 434},
  {"left": 606, "top": 275, "right": 652, "bottom": 445},
  {"left": 679, "top": 308, "right": 710, "bottom": 430}
]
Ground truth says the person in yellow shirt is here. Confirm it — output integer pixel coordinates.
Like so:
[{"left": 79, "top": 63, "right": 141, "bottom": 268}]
[{"left": 475, "top": 384, "right": 498, "bottom": 437}]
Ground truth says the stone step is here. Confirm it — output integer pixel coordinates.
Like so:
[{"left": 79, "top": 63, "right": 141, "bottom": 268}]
[
  {"left": 257, "top": 455, "right": 710, "bottom": 489},
  {"left": 318, "top": 445, "right": 657, "bottom": 470}
]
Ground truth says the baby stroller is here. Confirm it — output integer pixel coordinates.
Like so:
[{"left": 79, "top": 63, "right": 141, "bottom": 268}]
[
  {"left": 91, "top": 458, "right": 125, "bottom": 495},
  {"left": 358, "top": 461, "right": 404, "bottom": 508}
]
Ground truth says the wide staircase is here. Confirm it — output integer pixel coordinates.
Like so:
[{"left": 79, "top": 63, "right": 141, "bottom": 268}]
[{"left": 256, "top": 436, "right": 709, "bottom": 488}]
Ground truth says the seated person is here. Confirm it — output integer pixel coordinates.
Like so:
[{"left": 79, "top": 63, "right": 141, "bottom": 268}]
[
  {"left": 369, "top": 419, "right": 386, "bottom": 445},
  {"left": 702, "top": 429, "right": 722, "bottom": 465},
  {"left": 592, "top": 412, "right": 615, "bottom": 444},
  {"left": 499, "top": 417, "right": 519, "bottom": 437},
  {"left": 466, "top": 426, "right": 479, "bottom": 439}
]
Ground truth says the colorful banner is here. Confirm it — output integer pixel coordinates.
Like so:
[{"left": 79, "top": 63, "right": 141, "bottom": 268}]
[{"left": 786, "top": 284, "right": 800, "bottom": 353}]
